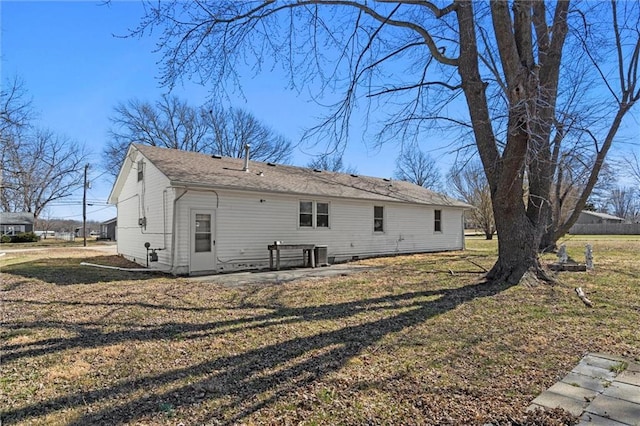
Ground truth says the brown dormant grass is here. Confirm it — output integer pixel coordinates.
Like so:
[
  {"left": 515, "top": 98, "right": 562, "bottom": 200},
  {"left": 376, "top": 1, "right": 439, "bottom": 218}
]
[{"left": 1, "top": 237, "right": 638, "bottom": 425}]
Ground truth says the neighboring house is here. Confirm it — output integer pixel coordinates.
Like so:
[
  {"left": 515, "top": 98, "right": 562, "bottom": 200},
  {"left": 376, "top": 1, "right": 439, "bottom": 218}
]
[
  {"left": 108, "top": 144, "right": 471, "bottom": 275},
  {"left": 100, "top": 217, "right": 117, "bottom": 241},
  {"left": 569, "top": 210, "right": 639, "bottom": 235},
  {"left": 574, "top": 211, "right": 625, "bottom": 225},
  {"left": 0, "top": 212, "right": 35, "bottom": 236}
]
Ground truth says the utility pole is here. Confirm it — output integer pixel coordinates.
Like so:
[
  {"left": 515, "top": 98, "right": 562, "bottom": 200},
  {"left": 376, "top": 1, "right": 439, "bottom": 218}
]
[{"left": 83, "top": 163, "right": 89, "bottom": 247}]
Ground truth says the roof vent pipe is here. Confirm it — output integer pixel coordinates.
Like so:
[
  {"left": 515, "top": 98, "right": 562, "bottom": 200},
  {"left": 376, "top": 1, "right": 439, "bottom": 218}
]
[{"left": 243, "top": 144, "right": 251, "bottom": 172}]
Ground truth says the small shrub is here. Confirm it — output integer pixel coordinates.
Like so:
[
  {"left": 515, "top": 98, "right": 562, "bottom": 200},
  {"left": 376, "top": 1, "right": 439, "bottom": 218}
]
[
  {"left": 8, "top": 232, "right": 40, "bottom": 243},
  {"left": 1, "top": 235, "right": 11, "bottom": 243}
]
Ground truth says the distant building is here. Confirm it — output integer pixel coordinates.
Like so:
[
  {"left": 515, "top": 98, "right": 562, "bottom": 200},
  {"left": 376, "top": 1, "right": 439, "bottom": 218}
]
[
  {"left": 100, "top": 217, "right": 117, "bottom": 241},
  {"left": 568, "top": 210, "right": 637, "bottom": 235},
  {"left": 574, "top": 211, "right": 624, "bottom": 225},
  {"left": 0, "top": 212, "right": 35, "bottom": 236}
]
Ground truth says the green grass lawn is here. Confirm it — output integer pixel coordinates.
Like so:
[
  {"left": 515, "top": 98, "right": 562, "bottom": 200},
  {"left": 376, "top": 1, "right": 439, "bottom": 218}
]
[{"left": 1, "top": 237, "right": 638, "bottom": 425}]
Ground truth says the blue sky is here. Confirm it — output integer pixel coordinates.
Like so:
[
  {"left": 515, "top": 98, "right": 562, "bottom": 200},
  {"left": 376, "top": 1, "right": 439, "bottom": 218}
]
[{"left": 2, "top": 0, "right": 412, "bottom": 222}]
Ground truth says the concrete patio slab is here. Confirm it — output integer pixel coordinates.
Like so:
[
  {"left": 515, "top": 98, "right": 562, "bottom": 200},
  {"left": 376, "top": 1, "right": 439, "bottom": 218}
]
[
  {"left": 579, "top": 413, "right": 631, "bottom": 426},
  {"left": 562, "top": 372, "right": 610, "bottom": 393},
  {"left": 603, "top": 382, "right": 640, "bottom": 405},
  {"left": 531, "top": 353, "right": 640, "bottom": 426},
  {"left": 618, "top": 370, "right": 640, "bottom": 387},
  {"left": 584, "top": 394, "right": 640, "bottom": 425}
]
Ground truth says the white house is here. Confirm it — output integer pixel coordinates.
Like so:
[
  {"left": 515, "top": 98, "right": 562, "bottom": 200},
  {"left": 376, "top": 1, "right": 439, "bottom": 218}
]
[{"left": 108, "top": 144, "right": 471, "bottom": 275}]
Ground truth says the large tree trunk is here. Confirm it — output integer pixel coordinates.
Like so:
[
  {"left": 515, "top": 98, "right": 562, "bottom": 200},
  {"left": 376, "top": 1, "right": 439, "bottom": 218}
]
[
  {"left": 487, "top": 208, "right": 539, "bottom": 285},
  {"left": 539, "top": 227, "right": 557, "bottom": 253},
  {"left": 456, "top": 0, "right": 567, "bottom": 286}
]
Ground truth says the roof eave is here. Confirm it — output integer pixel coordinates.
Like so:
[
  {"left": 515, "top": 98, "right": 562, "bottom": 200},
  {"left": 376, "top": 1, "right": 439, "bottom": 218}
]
[{"left": 169, "top": 180, "right": 470, "bottom": 208}]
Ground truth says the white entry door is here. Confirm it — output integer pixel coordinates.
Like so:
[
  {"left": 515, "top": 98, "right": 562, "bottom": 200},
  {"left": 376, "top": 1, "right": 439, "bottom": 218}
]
[{"left": 190, "top": 209, "right": 216, "bottom": 273}]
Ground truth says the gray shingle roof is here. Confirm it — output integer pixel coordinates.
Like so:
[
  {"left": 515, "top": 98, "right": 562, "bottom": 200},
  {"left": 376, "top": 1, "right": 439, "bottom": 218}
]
[
  {"left": 0, "top": 212, "right": 35, "bottom": 225},
  {"left": 580, "top": 211, "right": 624, "bottom": 221},
  {"left": 134, "top": 144, "right": 470, "bottom": 208}
]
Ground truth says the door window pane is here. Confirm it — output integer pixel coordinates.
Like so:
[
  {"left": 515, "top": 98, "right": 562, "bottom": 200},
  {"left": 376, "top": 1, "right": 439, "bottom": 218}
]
[
  {"left": 195, "top": 234, "right": 211, "bottom": 252},
  {"left": 196, "top": 214, "right": 211, "bottom": 232},
  {"left": 195, "top": 214, "right": 211, "bottom": 252}
]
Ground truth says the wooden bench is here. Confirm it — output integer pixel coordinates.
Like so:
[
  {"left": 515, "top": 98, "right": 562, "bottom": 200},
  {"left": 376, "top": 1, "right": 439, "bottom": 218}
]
[{"left": 268, "top": 243, "right": 316, "bottom": 270}]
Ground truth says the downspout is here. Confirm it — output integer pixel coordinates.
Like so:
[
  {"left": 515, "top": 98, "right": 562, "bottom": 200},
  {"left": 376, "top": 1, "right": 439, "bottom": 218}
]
[{"left": 171, "top": 188, "right": 189, "bottom": 273}]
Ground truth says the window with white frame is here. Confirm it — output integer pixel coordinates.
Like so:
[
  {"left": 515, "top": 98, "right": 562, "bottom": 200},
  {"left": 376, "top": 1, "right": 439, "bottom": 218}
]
[
  {"left": 137, "top": 160, "right": 144, "bottom": 181},
  {"left": 434, "top": 209, "right": 442, "bottom": 232},
  {"left": 316, "top": 202, "right": 329, "bottom": 228},
  {"left": 299, "top": 201, "right": 330, "bottom": 228},
  {"left": 374, "top": 205, "right": 384, "bottom": 232}
]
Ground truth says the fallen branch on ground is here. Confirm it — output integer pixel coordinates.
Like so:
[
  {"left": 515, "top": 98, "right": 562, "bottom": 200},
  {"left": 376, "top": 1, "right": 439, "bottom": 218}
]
[
  {"left": 575, "top": 287, "right": 593, "bottom": 307},
  {"left": 465, "top": 258, "right": 489, "bottom": 273}
]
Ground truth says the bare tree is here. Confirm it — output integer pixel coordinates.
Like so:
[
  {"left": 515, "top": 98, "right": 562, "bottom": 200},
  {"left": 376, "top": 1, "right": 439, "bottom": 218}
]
[
  {"left": 607, "top": 186, "right": 638, "bottom": 221},
  {"left": 307, "top": 152, "right": 357, "bottom": 174},
  {"left": 624, "top": 151, "right": 640, "bottom": 186},
  {"left": 394, "top": 148, "right": 441, "bottom": 190},
  {"left": 540, "top": 150, "right": 618, "bottom": 249},
  {"left": 1, "top": 128, "right": 88, "bottom": 218},
  {"left": 448, "top": 161, "right": 495, "bottom": 240},
  {"left": 105, "top": 96, "right": 293, "bottom": 177},
  {"left": 0, "top": 76, "right": 33, "bottom": 136},
  {"left": 128, "top": 0, "right": 640, "bottom": 285},
  {"left": 104, "top": 95, "right": 210, "bottom": 176},
  {"left": 1, "top": 78, "right": 88, "bottom": 218},
  {"left": 204, "top": 106, "right": 293, "bottom": 164},
  {"left": 538, "top": 1, "right": 640, "bottom": 249}
]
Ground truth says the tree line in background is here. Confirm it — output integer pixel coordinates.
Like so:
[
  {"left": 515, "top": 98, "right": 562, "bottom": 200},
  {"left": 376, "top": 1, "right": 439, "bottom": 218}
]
[{"left": 103, "top": 95, "right": 294, "bottom": 177}]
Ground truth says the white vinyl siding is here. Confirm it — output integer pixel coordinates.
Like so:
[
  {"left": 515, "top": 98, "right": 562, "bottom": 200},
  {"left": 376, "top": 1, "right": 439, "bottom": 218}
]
[
  {"left": 172, "top": 191, "right": 465, "bottom": 273},
  {"left": 114, "top": 151, "right": 172, "bottom": 270}
]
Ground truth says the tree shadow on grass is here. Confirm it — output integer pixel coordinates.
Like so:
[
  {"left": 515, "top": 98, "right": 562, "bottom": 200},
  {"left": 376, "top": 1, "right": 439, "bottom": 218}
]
[
  {"left": 1, "top": 256, "right": 162, "bottom": 285},
  {"left": 2, "top": 279, "right": 511, "bottom": 425}
]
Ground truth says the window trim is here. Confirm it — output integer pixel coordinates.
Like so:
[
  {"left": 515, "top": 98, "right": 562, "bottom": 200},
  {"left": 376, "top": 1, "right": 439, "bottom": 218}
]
[
  {"left": 374, "top": 205, "right": 384, "bottom": 233},
  {"left": 298, "top": 200, "right": 330, "bottom": 229},
  {"left": 434, "top": 209, "right": 442, "bottom": 233},
  {"left": 316, "top": 201, "right": 330, "bottom": 228},
  {"left": 299, "top": 200, "right": 314, "bottom": 228}
]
